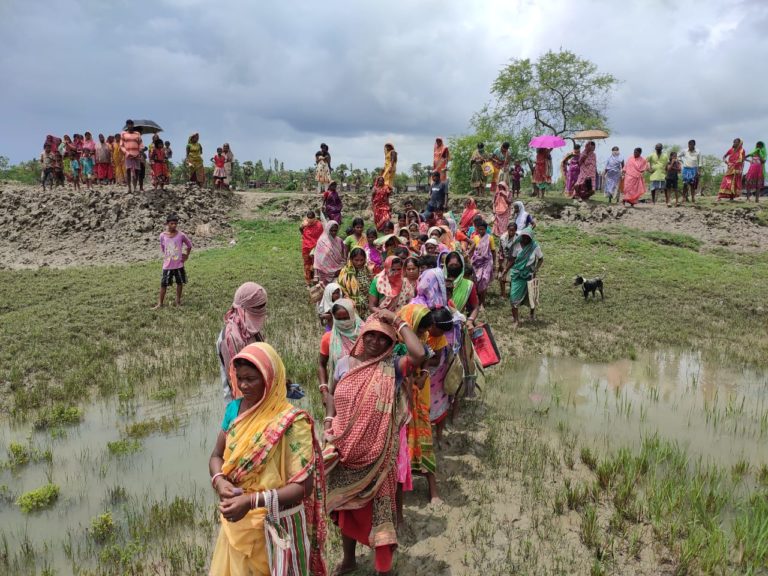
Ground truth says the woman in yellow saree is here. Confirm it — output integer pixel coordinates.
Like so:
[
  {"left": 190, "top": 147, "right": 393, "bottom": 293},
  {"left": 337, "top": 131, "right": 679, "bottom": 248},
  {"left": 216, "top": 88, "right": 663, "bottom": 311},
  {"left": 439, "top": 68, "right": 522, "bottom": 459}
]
[
  {"left": 209, "top": 342, "right": 327, "bottom": 575},
  {"left": 382, "top": 143, "right": 397, "bottom": 188},
  {"left": 396, "top": 304, "right": 451, "bottom": 505}
]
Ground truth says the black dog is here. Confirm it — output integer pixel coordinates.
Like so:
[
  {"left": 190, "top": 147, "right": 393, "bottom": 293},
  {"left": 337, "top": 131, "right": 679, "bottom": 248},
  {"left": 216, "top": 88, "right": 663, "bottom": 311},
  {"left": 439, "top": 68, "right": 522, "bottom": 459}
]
[{"left": 574, "top": 276, "right": 604, "bottom": 300}]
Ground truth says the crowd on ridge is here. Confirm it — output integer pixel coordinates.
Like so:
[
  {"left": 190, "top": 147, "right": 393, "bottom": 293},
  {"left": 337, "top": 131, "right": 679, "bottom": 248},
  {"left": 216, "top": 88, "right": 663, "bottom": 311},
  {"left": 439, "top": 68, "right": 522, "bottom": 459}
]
[{"left": 39, "top": 122, "right": 236, "bottom": 193}]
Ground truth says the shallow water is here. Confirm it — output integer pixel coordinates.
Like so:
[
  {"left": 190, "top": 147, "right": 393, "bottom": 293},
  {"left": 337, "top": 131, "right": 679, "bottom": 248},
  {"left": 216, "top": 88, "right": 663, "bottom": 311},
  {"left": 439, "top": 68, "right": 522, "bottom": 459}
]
[
  {"left": 3, "top": 350, "right": 767, "bottom": 572},
  {"left": 496, "top": 350, "right": 768, "bottom": 465}
]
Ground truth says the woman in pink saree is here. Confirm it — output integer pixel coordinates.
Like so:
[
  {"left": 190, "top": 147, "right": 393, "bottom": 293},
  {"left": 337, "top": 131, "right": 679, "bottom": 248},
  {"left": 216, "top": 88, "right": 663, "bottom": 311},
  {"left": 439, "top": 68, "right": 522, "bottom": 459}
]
[
  {"left": 718, "top": 138, "right": 746, "bottom": 201},
  {"left": 492, "top": 182, "right": 512, "bottom": 236},
  {"left": 622, "top": 147, "right": 649, "bottom": 207}
]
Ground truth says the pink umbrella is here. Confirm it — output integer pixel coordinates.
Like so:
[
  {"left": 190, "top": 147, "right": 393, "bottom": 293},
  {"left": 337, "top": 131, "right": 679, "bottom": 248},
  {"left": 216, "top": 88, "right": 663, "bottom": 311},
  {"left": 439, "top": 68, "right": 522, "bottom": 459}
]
[{"left": 529, "top": 135, "right": 566, "bottom": 149}]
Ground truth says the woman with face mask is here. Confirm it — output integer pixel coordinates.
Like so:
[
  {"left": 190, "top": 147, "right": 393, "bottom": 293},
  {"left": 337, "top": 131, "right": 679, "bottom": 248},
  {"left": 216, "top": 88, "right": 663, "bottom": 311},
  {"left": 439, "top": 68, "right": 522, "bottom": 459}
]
[{"left": 317, "top": 298, "right": 363, "bottom": 407}]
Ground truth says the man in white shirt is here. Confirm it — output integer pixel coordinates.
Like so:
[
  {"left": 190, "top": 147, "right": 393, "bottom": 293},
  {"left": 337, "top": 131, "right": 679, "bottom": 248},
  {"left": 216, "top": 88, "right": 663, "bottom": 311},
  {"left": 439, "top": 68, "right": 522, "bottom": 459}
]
[{"left": 679, "top": 139, "right": 701, "bottom": 203}]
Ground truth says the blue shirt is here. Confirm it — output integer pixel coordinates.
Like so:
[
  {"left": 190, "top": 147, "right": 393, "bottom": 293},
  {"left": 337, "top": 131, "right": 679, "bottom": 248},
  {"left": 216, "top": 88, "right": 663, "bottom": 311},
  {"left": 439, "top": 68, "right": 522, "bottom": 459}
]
[{"left": 221, "top": 398, "right": 242, "bottom": 431}]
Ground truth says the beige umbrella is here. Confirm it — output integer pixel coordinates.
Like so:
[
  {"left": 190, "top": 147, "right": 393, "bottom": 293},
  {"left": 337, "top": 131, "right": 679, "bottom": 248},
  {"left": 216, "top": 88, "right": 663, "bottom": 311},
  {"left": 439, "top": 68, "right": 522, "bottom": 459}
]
[{"left": 572, "top": 129, "right": 609, "bottom": 140}]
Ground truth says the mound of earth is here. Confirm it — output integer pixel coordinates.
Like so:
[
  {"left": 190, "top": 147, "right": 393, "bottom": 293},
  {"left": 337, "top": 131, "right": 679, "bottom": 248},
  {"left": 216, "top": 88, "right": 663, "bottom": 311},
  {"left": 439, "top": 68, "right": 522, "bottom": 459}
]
[
  {"left": 0, "top": 182, "right": 241, "bottom": 269},
  {"left": 240, "top": 190, "right": 768, "bottom": 253}
]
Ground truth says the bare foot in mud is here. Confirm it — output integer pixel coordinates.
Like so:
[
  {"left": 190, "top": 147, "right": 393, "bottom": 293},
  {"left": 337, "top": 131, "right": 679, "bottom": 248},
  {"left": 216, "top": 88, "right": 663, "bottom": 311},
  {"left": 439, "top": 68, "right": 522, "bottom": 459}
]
[{"left": 332, "top": 560, "right": 357, "bottom": 576}]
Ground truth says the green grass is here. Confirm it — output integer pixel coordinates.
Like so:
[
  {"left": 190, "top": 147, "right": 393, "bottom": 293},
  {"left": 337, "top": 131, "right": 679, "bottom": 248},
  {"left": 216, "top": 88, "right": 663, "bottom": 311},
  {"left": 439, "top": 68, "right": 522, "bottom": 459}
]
[{"left": 2, "top": 210, "right": 768, "bottom": 573}]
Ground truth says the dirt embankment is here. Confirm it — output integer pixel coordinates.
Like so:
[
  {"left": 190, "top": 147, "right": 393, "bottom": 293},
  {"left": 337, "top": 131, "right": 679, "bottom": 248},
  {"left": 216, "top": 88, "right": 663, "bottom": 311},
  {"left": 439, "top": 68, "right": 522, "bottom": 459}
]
[
  {"left": 0, "top": 183, "right": 241, "bottom": 269},
  {"left": 241, "top": 189, "right": 768, "bottom": 253}
]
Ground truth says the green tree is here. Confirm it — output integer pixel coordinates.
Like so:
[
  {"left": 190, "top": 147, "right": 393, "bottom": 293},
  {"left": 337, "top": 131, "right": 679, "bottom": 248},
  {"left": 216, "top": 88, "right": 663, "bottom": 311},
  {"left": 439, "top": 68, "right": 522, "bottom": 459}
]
[
  {"left": 334, "top": 163, "right": 349, "bottom": 184},
  {"left": 448, "top": 126, "right": 530, "bottom": 195},
  {"left": 410, "top": 163, "right": 427, "bottom": 189},
  {"left": 394, "top": 172, "right": 409, "bottom": 193},
  {"left": 485, "top": 49, "right": 618, "bottom": 138}
]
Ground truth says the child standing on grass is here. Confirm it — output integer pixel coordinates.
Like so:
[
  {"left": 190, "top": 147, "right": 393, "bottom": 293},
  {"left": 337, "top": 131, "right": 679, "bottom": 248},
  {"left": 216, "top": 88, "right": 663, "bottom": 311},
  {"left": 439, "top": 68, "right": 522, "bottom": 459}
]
[
  {"left": 510, "top": 160, "right": 524, "bottom": 198},
  {"left": 299, "top": 210, "right": 324, "bottom": 286},
  {"left": 154, "top": 213, "right": 193, "bottom": 309}
]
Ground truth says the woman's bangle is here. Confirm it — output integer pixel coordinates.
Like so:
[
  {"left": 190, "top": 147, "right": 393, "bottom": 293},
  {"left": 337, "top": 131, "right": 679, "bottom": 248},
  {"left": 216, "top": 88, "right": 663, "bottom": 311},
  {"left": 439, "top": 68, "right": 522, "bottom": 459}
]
[
  {"left": 319, "top": 384, "right": 329, "bottom": 393},
  {"left": 211, "top": 472, "right": 225, "bottom": 489},
  {"left": 250, "top": 491, "right": 262, "bottom": 510},
  {"left": 324, "top": 416, "right": 333, "bottom": 424}
]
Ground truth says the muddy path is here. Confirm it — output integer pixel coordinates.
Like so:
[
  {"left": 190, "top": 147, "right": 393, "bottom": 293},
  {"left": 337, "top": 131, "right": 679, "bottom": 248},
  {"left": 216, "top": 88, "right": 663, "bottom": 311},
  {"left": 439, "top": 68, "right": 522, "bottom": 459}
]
[{"left": 0, "top": 182, "right": 241, "bottom": 269}]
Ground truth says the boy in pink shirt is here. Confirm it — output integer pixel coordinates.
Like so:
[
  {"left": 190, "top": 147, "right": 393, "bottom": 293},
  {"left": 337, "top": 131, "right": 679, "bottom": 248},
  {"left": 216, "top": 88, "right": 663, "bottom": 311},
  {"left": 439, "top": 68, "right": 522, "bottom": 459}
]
[{"left": 154, "top": 213, "right": 192, "bottom": 308}]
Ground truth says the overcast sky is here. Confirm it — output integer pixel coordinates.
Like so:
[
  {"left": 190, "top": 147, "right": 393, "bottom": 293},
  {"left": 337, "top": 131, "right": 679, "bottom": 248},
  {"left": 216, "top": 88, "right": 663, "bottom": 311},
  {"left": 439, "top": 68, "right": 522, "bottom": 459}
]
[{"left": 1, "top": 0, "right": 766, "bottom": 170}]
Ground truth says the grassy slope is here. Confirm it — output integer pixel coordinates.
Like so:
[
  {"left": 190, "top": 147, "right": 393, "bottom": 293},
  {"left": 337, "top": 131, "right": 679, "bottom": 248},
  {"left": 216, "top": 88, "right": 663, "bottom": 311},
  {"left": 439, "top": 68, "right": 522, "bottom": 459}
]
[
  {"left": 2, "top": 217, "right": 768, "bottom": 573},
  {"left": 5, "top": 218, "right": 767, "bottom": 414}
]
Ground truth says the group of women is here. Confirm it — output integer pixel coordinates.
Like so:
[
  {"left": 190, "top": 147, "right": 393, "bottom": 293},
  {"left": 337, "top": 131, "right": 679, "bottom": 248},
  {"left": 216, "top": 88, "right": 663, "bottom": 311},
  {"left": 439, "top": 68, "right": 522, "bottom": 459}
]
[{"left": 207, "top": 193, "right": 543, "bottom": 575}]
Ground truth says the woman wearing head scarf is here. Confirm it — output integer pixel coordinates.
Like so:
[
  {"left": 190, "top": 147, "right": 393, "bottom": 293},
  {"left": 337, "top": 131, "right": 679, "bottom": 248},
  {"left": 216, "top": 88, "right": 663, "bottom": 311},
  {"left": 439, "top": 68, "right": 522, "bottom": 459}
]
[
  {"left": 470, "top": 142, "right": 488, "bottom": 196},
  {"left": 468, "top": 219, "right": 495, "bottom": 307},
  {"left": 322, "top": 181, "right": 343, "bottom": 223},
  {"left": 433, "top": 137, "right": 450, "bottom": 183},
  {"left": 497, "top": 221, "right": 518, "bottom": 297},
  {"left": 222, "top": 143, "right": 234, "bottom": 188},
  {"left": 718, "top": 138, "right": 746, "bottom": 201},
  {"left": 411, "top": 267, "right": 448, "bottom": 309},
  {"left": 744, "top": 141, "right": 766, "bottom": 202},
  {"left": 186, "top": 133, "right": 204, "bottom": 187},
  {"left": 492, "top": 182, "right": 512, "bottom": 236},
  {"left": 397, "top": 304, "right": 453, "bottom": 503},
  {"left": 382, "top": 143, "right": 397, "bottom": 188},
  {"left": 317, "top": 282, "right": 343, "bottom": 330},
  {"left": 506, "top": 227, "right": 544, "bottom": 327},
  {"left": 313, "top": 221, "right": 347, "bottom": 285},
  {"left": 209, "top": 343, "right": 327, "bottom": 576},
  {"left": 318, "top": 299, "right": 363, "bottom": 405},
  {"left": 369, "top": 256, "right": 414, "bottom": 314},
  {"left": 337, "top": 248, "right": 373, "bottom": 318},
  {"left": 324, "top": 312, "right": 425, "bottom": 576},
  {"left": 371, "top": 176, "right": 393, "bottom": 232},
  {"left": 217, "top": 282, "right": 268, "bottom": 400},
  {"left": 512, "top": 200, "right": 535, "bottom": 232},
  {"left": 458, "top": 198, "right": 480, "bottom": 233}
]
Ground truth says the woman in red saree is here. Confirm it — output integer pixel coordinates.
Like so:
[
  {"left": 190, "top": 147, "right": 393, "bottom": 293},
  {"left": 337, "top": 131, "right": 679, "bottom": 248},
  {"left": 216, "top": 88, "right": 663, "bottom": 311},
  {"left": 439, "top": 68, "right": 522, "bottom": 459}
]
[
  {"left": 324, "top": 313, "right": 425, "bottom": 576},
  {"left": 458, "top": 198, "right": 479, "bottom": 233},
  {"left": 371, "top": 176, "right": 393, "bottom": 231},
  {"left": 718, "top": 138, "right": 746, "bottom": 201},
  {"left": 492, "top": 182, "right": 512, "bottom": 236}
]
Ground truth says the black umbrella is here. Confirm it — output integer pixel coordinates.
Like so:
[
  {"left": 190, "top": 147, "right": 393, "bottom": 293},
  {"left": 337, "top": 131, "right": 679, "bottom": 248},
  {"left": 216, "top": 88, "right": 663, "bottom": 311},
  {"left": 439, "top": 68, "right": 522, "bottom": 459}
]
[{"left": 124, "top": 119, "right": 163, "bottom": 135}]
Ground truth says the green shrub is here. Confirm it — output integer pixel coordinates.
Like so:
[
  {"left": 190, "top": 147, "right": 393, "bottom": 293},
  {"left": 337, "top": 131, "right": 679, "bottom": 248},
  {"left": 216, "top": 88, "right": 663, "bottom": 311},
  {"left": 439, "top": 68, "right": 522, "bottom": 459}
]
[{"left": 17, "top": 483, "right": 60, "bottom": 513}]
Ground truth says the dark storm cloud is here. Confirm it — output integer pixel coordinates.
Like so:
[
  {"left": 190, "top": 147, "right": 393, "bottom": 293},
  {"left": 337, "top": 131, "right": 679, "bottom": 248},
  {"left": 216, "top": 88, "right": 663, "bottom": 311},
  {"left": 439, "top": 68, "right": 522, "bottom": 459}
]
[{"left": 1, "top": 0, "right": 765, "bottom": 169}]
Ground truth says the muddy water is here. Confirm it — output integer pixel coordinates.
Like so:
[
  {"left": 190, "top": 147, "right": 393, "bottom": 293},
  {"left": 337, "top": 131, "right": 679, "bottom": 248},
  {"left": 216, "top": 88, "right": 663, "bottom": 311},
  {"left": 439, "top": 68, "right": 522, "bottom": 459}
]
[
  {"left": 495, "top": 351, "right": 768, "bottom": 465},
  {"left": 0, "top": 380, "right": 225, "bottom": 570},
  {"left": 3, "top": 351, "right": 766, "bottom": 571}
]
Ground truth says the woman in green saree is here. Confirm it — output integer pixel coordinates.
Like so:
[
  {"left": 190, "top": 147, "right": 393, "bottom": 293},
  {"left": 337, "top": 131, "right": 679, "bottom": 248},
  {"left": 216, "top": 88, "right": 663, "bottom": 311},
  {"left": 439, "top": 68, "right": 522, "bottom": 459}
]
[{"left": 505, "top": 227, "right": 543, "bottom": 327}]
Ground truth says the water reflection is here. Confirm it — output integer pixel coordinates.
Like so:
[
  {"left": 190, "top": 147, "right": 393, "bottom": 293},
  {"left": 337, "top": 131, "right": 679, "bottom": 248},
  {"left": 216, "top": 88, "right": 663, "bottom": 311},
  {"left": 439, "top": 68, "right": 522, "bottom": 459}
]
[{"left": 497, "top": 350, "right": 768, "bottom": 465}]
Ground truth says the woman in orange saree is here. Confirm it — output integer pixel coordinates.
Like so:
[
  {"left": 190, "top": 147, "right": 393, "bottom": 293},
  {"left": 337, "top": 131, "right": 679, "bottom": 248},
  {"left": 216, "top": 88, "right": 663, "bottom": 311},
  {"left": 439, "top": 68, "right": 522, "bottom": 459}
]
[
  {"left": 324, "top": 313, "right": 425, "bottom": 576},
  {"left": 433, "top": 137, "right": 450, "bottom": 183},
  {"left": 492, "top": 182, "right": 512, "bottom": 236},
  {"left": 371, "top": 176, "right": 393, "bottom": 231},
  {"left": 718, "top": 138, "right": 746, "bottom": 201},
  {"left": 208, "top": 343, "right": 327, "bottom": 576}
]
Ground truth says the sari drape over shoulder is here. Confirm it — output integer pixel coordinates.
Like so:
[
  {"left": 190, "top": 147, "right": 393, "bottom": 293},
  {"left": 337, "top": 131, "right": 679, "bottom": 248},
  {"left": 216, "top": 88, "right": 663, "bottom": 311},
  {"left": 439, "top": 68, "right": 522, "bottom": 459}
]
[
  {"left": 371, "top": 184, "right": 393, "bottom": 231},
  {"left": 622, "top": 156, "right": 648, "bottom": 205},
  {"left": 313, "top": 221, "right": 347, "bottom": 285},
  {"left": 719, "top": 145, "right": 746, "bottom": 199},
  {"left": 492, "top": 183, "right": 511, "bottom": 236},
  {"left": 210, "top": 343, "right": 327, "bottom": 576},
  {"left": 326, "top": 318, "right": 408, "bottom": 573},
  {"left": 338, "top": 255, "right": 373, "bottom": 318}
]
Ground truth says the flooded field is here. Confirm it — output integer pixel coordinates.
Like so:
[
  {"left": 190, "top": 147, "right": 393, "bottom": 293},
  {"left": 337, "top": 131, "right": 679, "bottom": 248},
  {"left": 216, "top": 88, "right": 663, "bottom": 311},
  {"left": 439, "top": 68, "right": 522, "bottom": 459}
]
[
  {"left": 501, "top": 350, "right": 768, "bottom": 467},
  {"left": 2, "top": 349, "right": 766, "bottom": 574}
]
